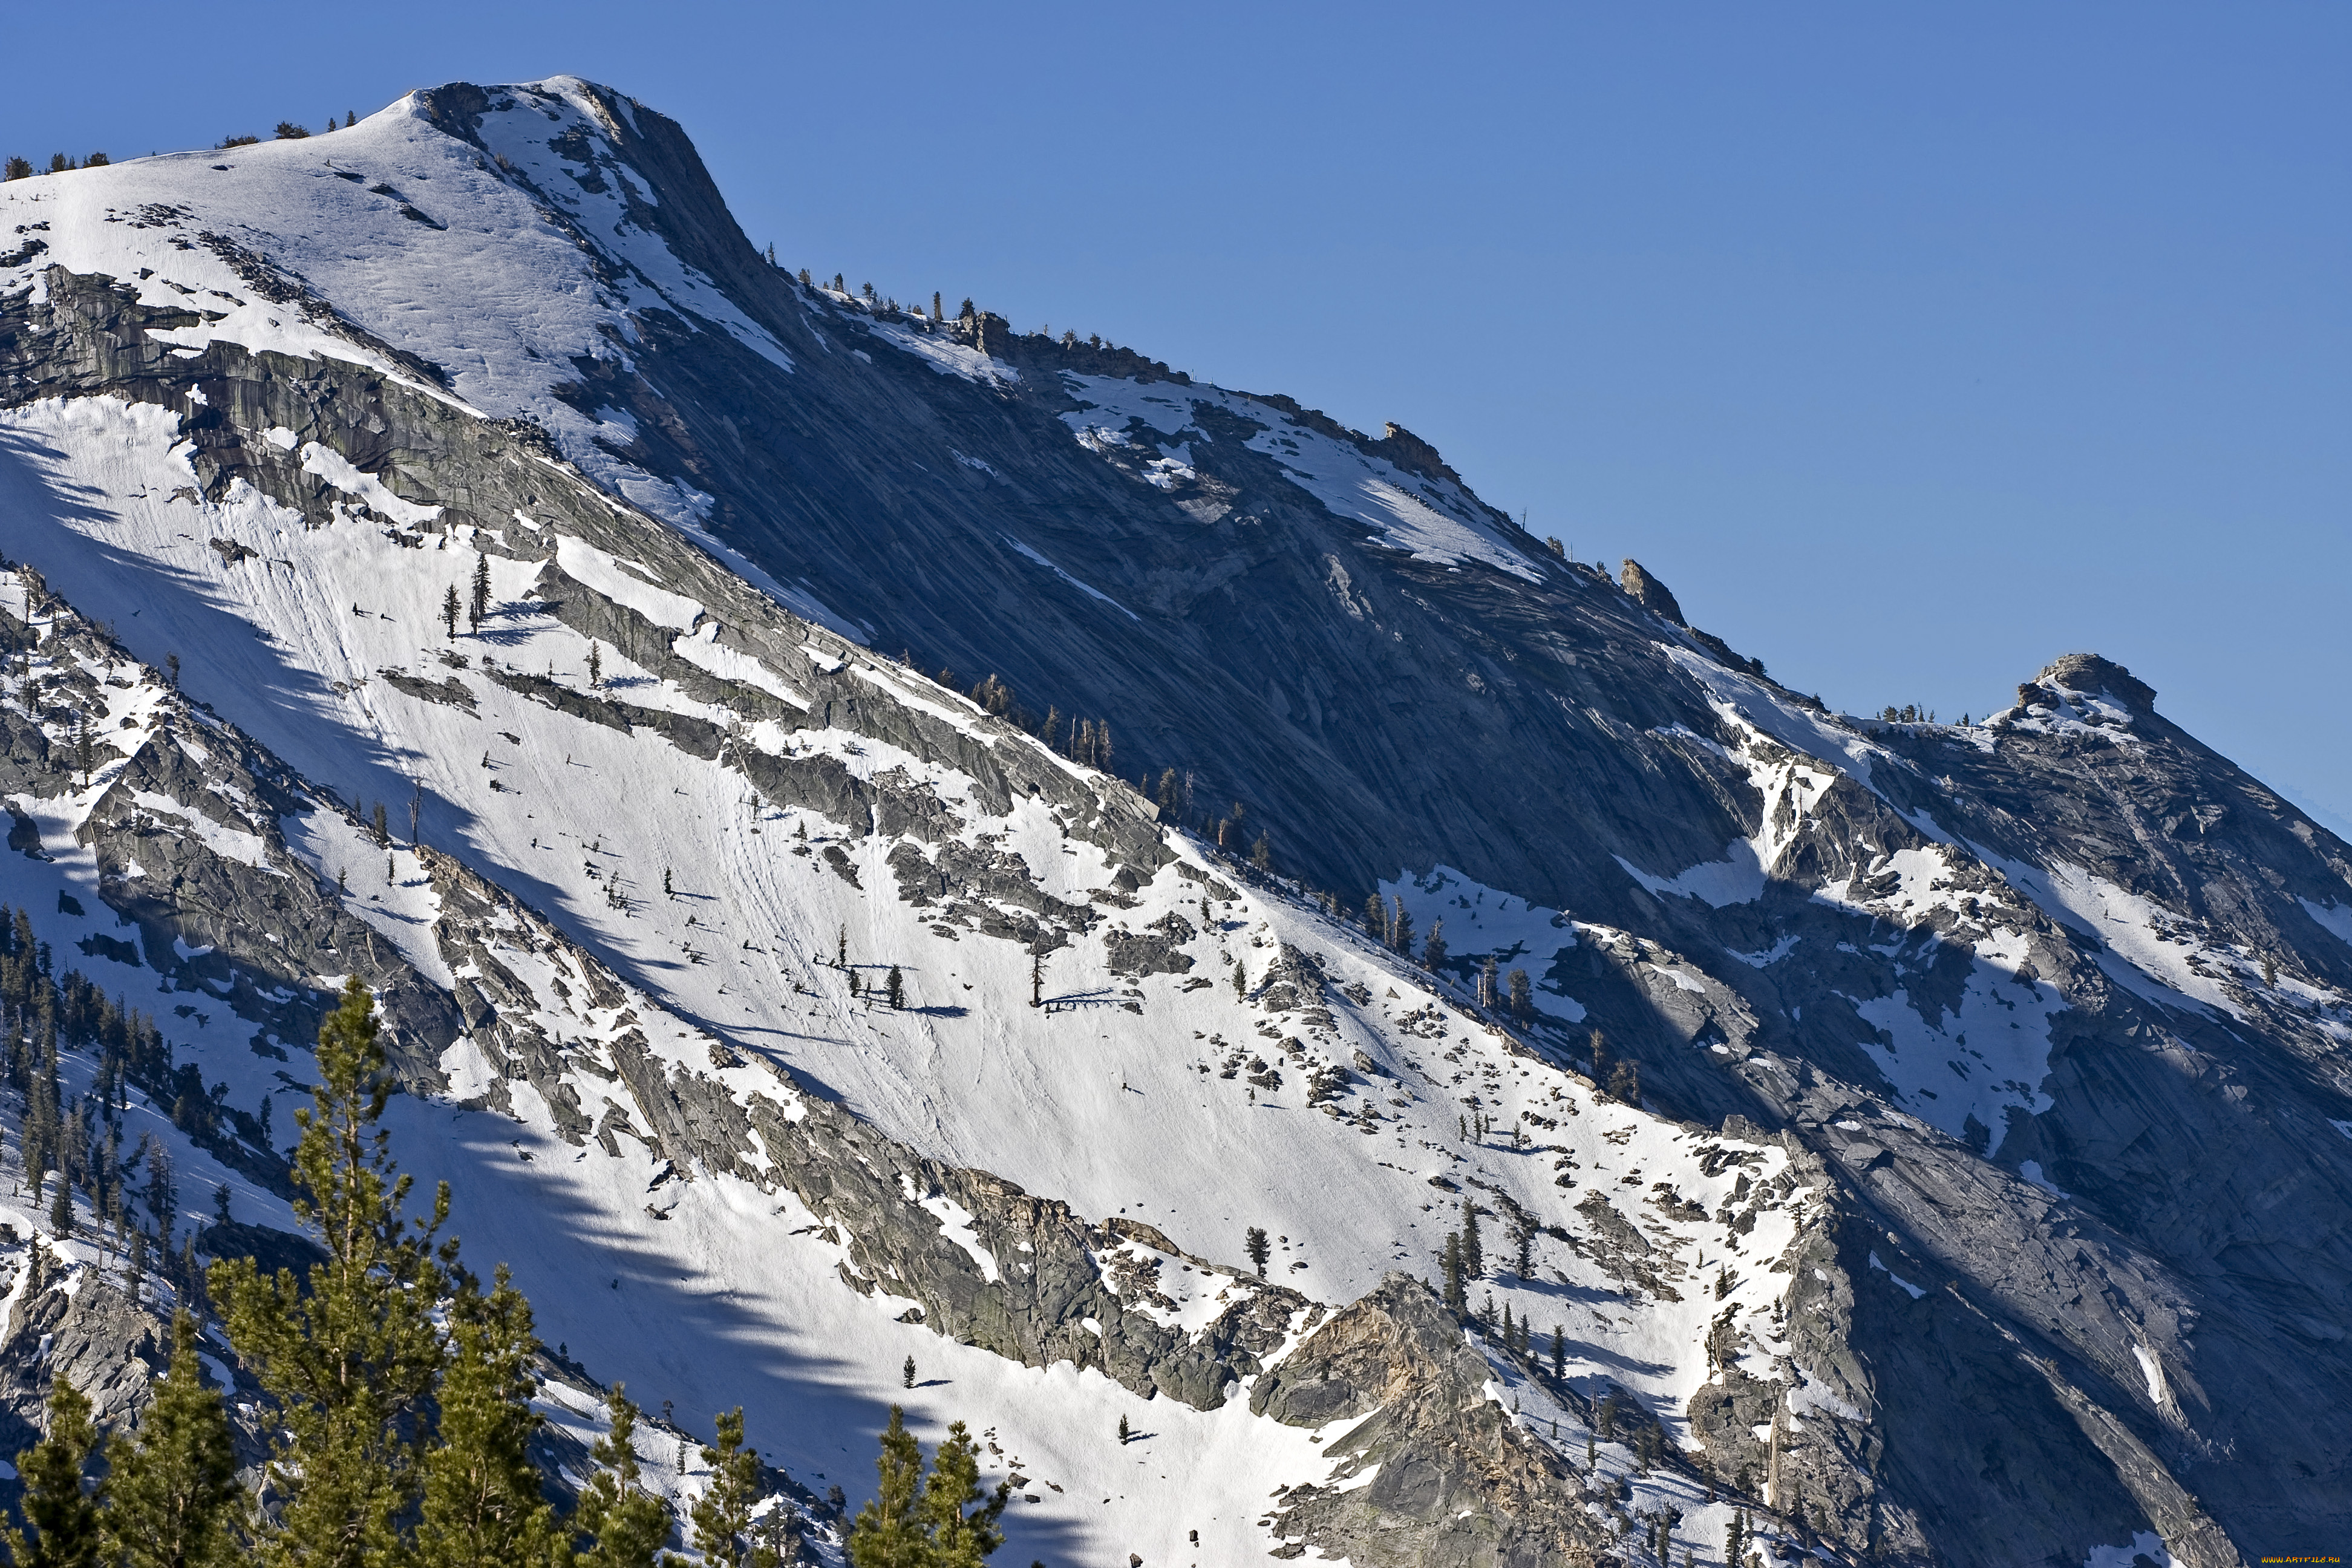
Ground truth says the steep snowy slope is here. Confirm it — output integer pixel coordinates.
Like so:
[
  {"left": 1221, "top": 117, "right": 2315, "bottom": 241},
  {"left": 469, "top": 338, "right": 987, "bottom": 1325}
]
[
  {"left": 0, "top": 497, "right": 1843, "bottom": 1568},
  {"left": 4, "top": 74, "right": 2348, "bottom": 1566}
]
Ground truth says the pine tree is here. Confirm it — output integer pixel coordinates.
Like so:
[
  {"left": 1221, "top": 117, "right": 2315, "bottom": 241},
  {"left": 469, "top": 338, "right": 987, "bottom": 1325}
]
[
  {"left": 1590, "top": 1028, "right": 1610, "bottom": 1088},
  {"left": 1550, "top": 1324, "right": 1566, "bottom": 1380},
  {"left": 1607, "top": 1060, "right": 1641, "bottom": 1106},
  {"left": 846, "top": 1406, "right": 926, "bottom": 1568},
  {"left": 567, "top": 1385, "right": 671, "bottom": 1568},
  {"left": 1115, "top": 1414, "right": 1129, "bottom": 1446},
  {"left": 1508, "top": 968, "right": 1532, "bottom": 1028},
  {"left": 415, "top": 1266, "right": 555, "bottom": 1568},
  {"left": 932, "top": 292, "right": 942, "bottom": 321},
  {"left": 1362, "top": 893, "right": 1385, "bottom": 943},
  {"left": 920, "top": 1421, "right": 1007, "bottom": 1567},
  {"left": 687, "top": 1409, "right": 776, "bottom": 1568},
  {"left": 587, "top": 642, "right": 603, "bottom": 688},
  {"left": 1421, "top": 920, "right": 1446, "bottom": 971},
  {"left": 1250, "top": 834, "right": 1270, "bottom": 873},
  {"left": 146, "top": 1143, "right": 175, "bottom": 1256},
  {"left": 1515, "top": 1220, "right": 1535, "bottom": 1280},
  {"left": 1500, "top": 1300, "right": 1514, "bottom": 1348},
  {"left": 212, "top": 975, "right": 452, "bottom": 1568},
  {"left": 1244, "top": 1226, "right": 1270, "bottom": 1276},
  {"left": 4, "top": 1378, "right": 105, "bottom": 1567},
  {"left": 104, "top": 1308, "right": 242, "bottom": 1568},
  {"left": 441, "top": 585, "right": 460, "bottom": 640},
  {"left": 1389, "top": 898, "right": 1413, "bottom": 956},
  {"left": 902, "top": 1356, "right": 915, "bottom": 1389},
  {"left": 1459, "top": 1198, "right": 1483, "bottom": 1280},
  {"left": 468, "top": 554, "right": 490, "bottom": 632},
  {"left": 886, "top": 965, "right": 904, "bottom": 1010},
  {"left": 1442, "top": 1232, "right": 1466, "bottom": 1317}
]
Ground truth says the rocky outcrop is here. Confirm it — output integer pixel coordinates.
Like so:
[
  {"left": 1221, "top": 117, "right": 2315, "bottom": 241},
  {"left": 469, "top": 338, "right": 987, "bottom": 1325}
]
[
  {"left": 1255, "top": 1275, "right": 1599, "bottom": 1568},
  {"left": 1616, "top": 558, "right": 1685, "bottom": 626}
]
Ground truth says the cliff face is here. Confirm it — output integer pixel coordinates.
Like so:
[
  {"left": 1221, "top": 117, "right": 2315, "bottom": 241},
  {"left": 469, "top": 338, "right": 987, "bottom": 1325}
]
[{"left": 0, "top": 76, "right": 2342, "bottom": 1563}]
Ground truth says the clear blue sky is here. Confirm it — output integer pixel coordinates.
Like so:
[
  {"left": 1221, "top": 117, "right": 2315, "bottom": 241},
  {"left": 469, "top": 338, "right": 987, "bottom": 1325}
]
[{"left": 10, "top": 2, "right": 2347, "bottom": 831}]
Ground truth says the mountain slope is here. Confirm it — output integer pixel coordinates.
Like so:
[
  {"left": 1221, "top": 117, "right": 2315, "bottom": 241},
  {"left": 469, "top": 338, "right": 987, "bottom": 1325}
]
[{"left": 2, "top": 76, "right": 2347, "bottom": 1566}]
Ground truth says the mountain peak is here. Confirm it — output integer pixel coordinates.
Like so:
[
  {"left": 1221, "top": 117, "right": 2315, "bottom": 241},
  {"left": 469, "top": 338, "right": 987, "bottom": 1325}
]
[{"left": 2034, "top": 651, "right": 2157, "bottom": 712}]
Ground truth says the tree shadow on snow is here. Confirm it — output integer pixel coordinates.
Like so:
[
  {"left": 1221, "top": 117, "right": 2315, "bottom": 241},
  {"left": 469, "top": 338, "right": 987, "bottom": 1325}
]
[{"left": 393, "top": 1099, "right": 1097, "bottom": 1562}]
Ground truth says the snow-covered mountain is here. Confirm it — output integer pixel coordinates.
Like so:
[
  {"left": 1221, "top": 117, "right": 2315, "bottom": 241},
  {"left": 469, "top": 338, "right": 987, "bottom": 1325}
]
[{"left": 2, "top": 76, "right": 2347, "bottom": 1567}]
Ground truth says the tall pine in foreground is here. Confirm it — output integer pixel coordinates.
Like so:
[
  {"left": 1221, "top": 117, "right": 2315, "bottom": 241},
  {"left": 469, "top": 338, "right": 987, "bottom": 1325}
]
[
  {"left": 414, "top": 1266, "right": 556, "bottom": 1568},
  {"left": 5, "top": 1379, "right": 105, "bottom": 1568},
  {"left": 567, "top": 1386, "right": 670, "bottom": 1568},
  {"left": 212, "top": 975, "right": 454, "bottom": 1568},
  {"left": 845, "top": 1407, "right": 926, "bottom": 1568},
  {"left": 919, "top": 1422, "right": 1007, "bottom": 1568},
  {"left": 104, "top": 1309, "right": 243, "bottom": 1568},
  {"left": 687, "top": 1409, "right": 777, "bottom": 1568},
  {"left": 844, "top": 1408, "right": 1007, "bottom": 1568}
]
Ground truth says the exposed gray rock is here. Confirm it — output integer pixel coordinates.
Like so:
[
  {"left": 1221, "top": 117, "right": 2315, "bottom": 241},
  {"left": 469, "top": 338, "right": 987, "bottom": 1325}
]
[{"left": 1255, "top": 1275, "right": 1601, "bottom": 1567}]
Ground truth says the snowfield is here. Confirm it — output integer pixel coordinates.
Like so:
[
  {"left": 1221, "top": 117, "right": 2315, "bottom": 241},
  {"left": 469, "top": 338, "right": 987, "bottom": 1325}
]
[
  {"left": 0, "top": 79, "right": 785, "bottom": 541},
  {"left": 0, "top": 415, "right": 1815, "bottom": 1568}
]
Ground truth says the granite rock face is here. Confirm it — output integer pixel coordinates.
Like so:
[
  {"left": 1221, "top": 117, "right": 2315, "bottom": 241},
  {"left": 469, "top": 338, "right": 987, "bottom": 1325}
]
[{"left": 1254, "top": 1275, "right": 1599, "bottom": 1568}]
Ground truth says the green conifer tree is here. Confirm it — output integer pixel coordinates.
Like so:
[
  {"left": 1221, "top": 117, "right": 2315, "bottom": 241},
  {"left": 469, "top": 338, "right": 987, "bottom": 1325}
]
[
  {"left": 441, "top": 585, "right": 460, "bottom": 640},
  {"left": 104, "top": 1308, "right": 243, "bottom": 1568},
  {"left": 567, "top": 1385, "right": 671, "bottom": 1568},
  {"left": 1460, "top": 1198, "right": 1483, "bottom": 1281},
  {"left": 212, "top": 976, "right": 452, "bottom": 1568},
  {"left": 4, "top": 1378, "right": 105, "bottom": 1568},
  {"left": 1442, "top": 1232, "right": 1466, "bottom": 1318},
  {"left": 415, "top": 1266, "right": 555, "bottom": 1568},
  {"left": 688, "top": 1408, "right": 776, "bottom": 1568},
  {"left": 845, "top": 1406, "right": 926, "bottom": 1568},
  {"left": 920, "top": 1422, "right": 1007, "bottom": 1567},
  {"left": 468, "top": 554, "right": 490, "bottom": 632}
]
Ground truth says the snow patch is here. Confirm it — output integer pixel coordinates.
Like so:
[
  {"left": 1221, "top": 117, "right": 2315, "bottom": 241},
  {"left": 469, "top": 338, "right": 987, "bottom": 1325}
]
[
  {"left": 1867, "top": 1251, "right": 1926, "bottom": 1300},
  {"left": 2302, "top": 898, "right": 2352, "bottom": 950},
  {"left": 2083, "top": 1534, "right": 2172, "bottom": 1568},
  {"left": 999, "top": 537, "right": 1139, "bottom": 622}
]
